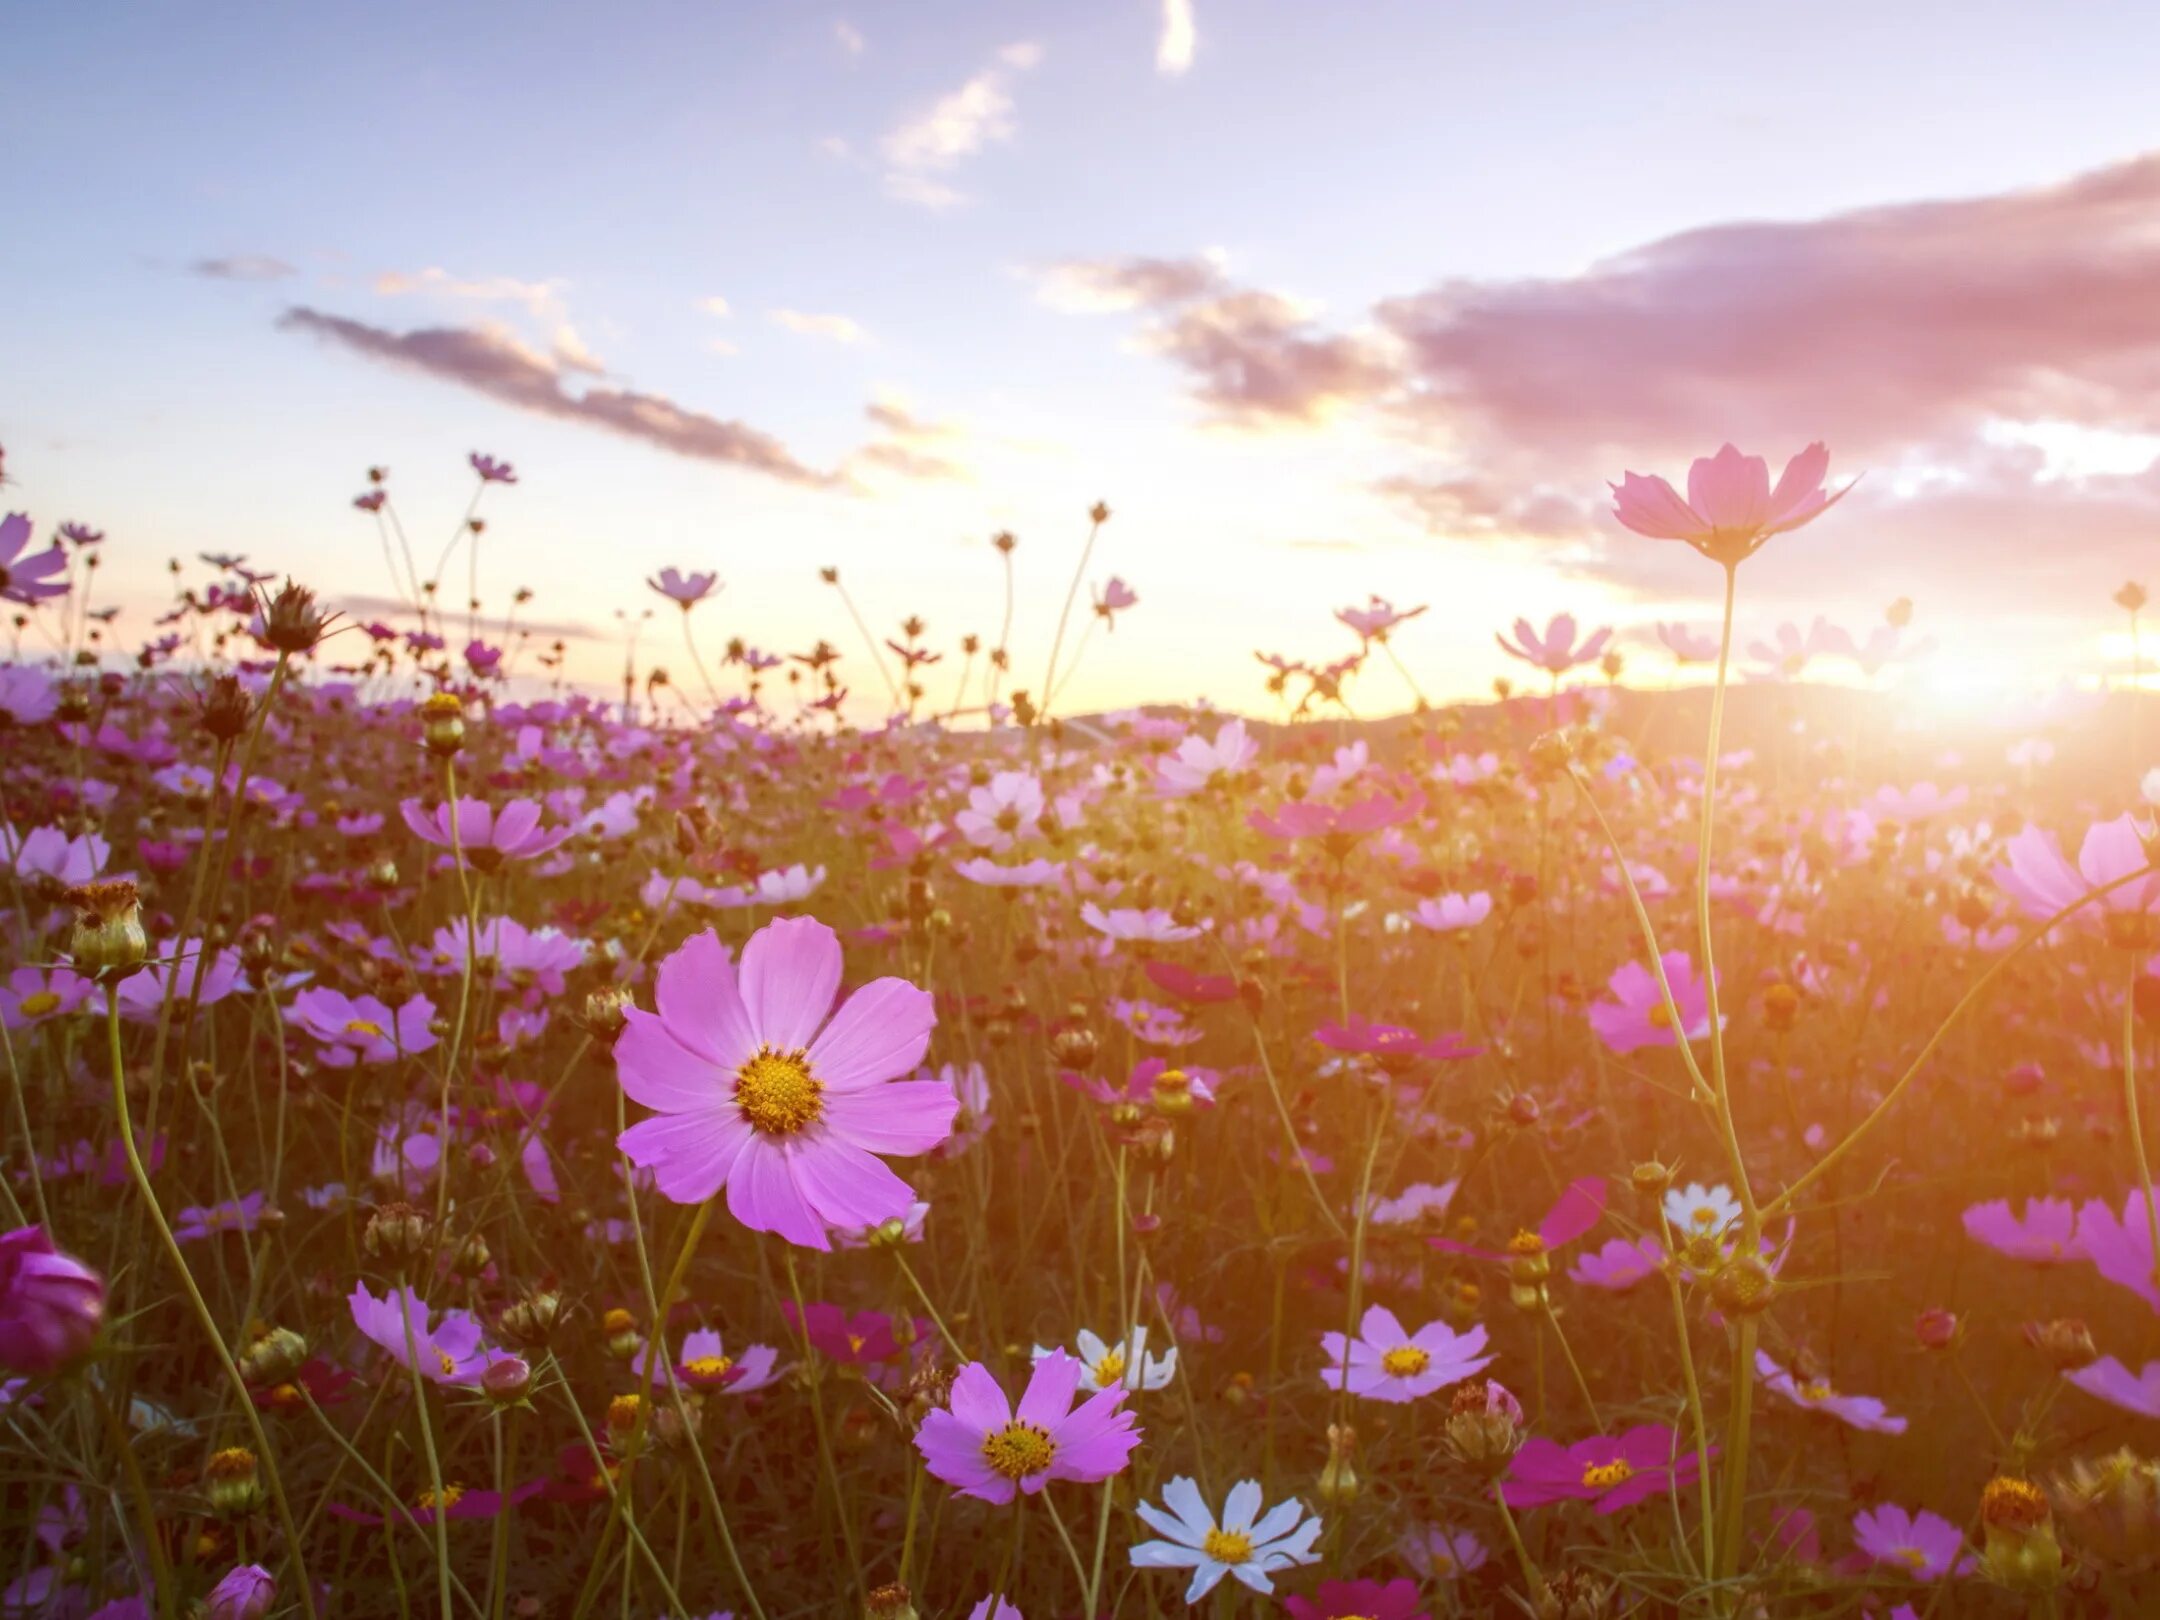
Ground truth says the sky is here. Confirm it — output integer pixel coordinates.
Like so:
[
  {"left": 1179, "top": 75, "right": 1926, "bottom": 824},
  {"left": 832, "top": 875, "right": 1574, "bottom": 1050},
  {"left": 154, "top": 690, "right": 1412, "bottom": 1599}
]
[{"left": 9, "top": 0, "right": 2160, "bottom": 719}]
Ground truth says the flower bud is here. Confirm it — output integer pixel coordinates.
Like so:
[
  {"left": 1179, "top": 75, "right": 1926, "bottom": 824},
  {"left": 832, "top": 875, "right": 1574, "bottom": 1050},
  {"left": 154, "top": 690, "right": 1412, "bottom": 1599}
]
[
  {"left": 61, "top": 880, "right": 147, "bottom": 981},
  {"left": 361, "top": 1201, "right": 434, "bottom": 1267},
  {"left": 204, "top": 1447, "right": 265, "bottom": 1519},
  {"left": 1914, "top": 1308, "right": 1959, "bottom": 1351},
  {"left": 204, "top": 1563, "right": 276, "bottom": 1620},
  {"left": 2048, "top": 1448, "right": 2160, "bottom": 1569},
  {"left": 260, "top": 579, "right": 333, "bottom": 654},
  {"left": 602, "top": 1307, "right": 642, "bottom": 1362},
  {"left": 1442, "top": 1378, "right": 1525, "bottom": 1473},
  {"left": 581, "top": 986, "right": 633, "bottom": 1038},
  {"left": 1630, "top": 1161, "right": 1673, "bottom": 1196},
  {"left": 865, "top": 1583, "right": 919, "bottom": 1620},
  {"left": 236, "top": 1326, "right": 308, "bottom": 1387},
  {"left": 483, "top": 1356, "right": 532, "bottom": 1407},
  {"left": 1980, "top": 1476, "right": 2063, "bottom": 1590},
  {"left": 497, "top": 1291, "right": 564, "bottom": 1352},
  {"left": 1710, "top": 1253, "right": 1777, "bottom": 1318},
  {"left": 2025, "top": 1318, "right": 2098, "bottom": 1371},
  {"left": 1316, "top": 1420, "right": 1359, "bottom": 1504},
  {"left": 419, "top": 691, "right": 466, "bottom": 757},
  {"left": 0, "top": 1225, "right": 106, "bottom": 1373},
  {"left": 1761, "top": 982, "right": 1800, "bottom": 1032}
]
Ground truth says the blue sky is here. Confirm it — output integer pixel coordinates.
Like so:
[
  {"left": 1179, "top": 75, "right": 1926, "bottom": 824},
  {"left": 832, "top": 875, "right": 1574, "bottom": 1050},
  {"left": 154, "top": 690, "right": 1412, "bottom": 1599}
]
[{"left": 9, "top": 1, "right": 2160, "bottom": 713}]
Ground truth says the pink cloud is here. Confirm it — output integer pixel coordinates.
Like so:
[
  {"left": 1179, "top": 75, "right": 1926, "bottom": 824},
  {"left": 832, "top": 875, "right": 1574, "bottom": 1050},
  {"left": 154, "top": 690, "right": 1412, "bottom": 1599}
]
[{"left": 279, "top": 307, "right": 839, "bottom": 489}]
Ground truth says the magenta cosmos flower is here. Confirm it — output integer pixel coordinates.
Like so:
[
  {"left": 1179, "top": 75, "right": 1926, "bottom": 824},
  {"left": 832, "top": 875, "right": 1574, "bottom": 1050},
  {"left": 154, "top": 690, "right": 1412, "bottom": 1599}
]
[
  {"left": 648, "top": 567, "right": 720, "bottom": 607},
  {"left": 1336, "top": 596, "right": 1427, "bottom": 642},
  {"left": 1961, "top": 1197, "right": 2078, "bottom": 1265},
  {"left": 1610, "top": 442, "right": 1853, "bottom": 568},
  {"left": 1755, "top": 1350, "right": 1906, "bottom": 1433},
  {"left": 291, "top": 987, "right": 438, "bottom": 1067},
  {"left": 2064, "top": 1355, "right": 2160, "bottom": 1418},
  {"left": 400, "top": 797, "right": 573, "bottom": 873},
  {"left": 348, "top": 1282, "right": 495, "bottom": 1386},
  {"left": 915, "top": 1350, "right": 1141, "bottom": 1504},
  {"left": 1991, "top": 815, "right": 2160, "bottom": 934},
  {"left": 203, "top": 1564, "right": 275, "bottom": 1620},
  {"left": 1285, "top": 1578, "right": 1429, "bottom": 1620},
  {"left": 2074, "top": 1190, "right": 2160, "bottom": 1311},
  {"left": 1503, "top": 1424, "right": 1706, "bottom": 1513},
  {"left": 0, "top": 514, "right": 68, "bottom": 606},
  {"left": 1320, "top": 1305, "right": 1493, "bottom": 1403},
  {"left": 0, "top": 1226, "right": 105, "bottom": 1374},
  {"left": 615, "top": 919, "right": 954, "bottom": 1249},
  {"left": 1495, "top": 612, "right": 1611, "bottom": 676},
  {"left": 1588, "top": 951, "right": 1715, "bottom": 1054},
  {"left": 1850, "top": 1504, "right": 1970, "bottom": 1582}
]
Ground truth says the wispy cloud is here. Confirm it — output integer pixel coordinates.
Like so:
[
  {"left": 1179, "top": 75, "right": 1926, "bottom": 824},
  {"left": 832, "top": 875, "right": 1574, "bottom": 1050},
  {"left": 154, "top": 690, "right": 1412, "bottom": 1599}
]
[
  {"left": 372, "top": 267, "right": 564, "bottom": 318},
  {"left": 191, "top": 254, "right": 297, "bottom": 282},
  {"left": 338, "top": 592, "right": 603, "bottom": 641},
  {"left": 833, "top": 19, "right": 865, "bottom": 56},
  {"left": 279, "top": 307, "right": 839, "bottom": 489},
  {"left": 880, "top": 41, "right": 1043, "bottom": 210},
  {"left": 1156, "top": 0, "right": 1197, "bottom": 75},
  {"left": 847, "top": 389, "right": 970, "bottom": 482},
  {"left": 697, "top": 295, "right": 732, "bottom": 318},
  {"left": 771, "top": 308, "right": 869, "bottom": 344},
  {"left": 1029, "top": 253, "right": 1227, "bottom": 313}
]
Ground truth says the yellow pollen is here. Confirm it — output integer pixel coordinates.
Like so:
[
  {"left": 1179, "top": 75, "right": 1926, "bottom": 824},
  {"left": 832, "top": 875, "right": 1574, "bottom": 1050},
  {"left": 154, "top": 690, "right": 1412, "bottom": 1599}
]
[
  {"left": 1201, "top": 1527, "right": 1253, "bottom": 1563},
  {"left": 1796, "top": 1379, "right": 1835, "bottom": 1403},
  {"left": 1691, "top": 1205, "right": 1718, "bottom": 1229},
  {"left": 345, "top": 1018, "right": 385, "bottom": 1037},
  {"left": 436, "top": 1349, "right": 458, "bottom": 1377},
  {"left": 18, "top": 991, "right": 60, "bottom": 1018},
  {"left": 1895, "top": 1546, "right": 1929, "bottom": 1569},
  {"left": 846, "top": 1333, "right": 867, "bottom": 1354},
  {"left": 414, "top": 1484, "right": 465, "bottom": 1512},
  {"left": 1581, "top": 1460, "right": 1635, "bottom": 1490},
  {"left": 1506, "top": 1230, "right": 1546, "bottom": 1256},
  {"left": 1381, "top": 1345, "right": 1431, "bottom": 1378},
  {"left": 1648, "top": 1003, "right": 1673, "bottom": 1029},
  {"left": 735, "top": 1047, "right": 824, "bottom": 1135},
  {"left": 1153, "top": 1067, "right": 1189, "bottom": 1093},
  {"left": 979, "top": 1420, "right": 1056, "bottom": 1479},
  {"left": 685, "top": 1354, "right": 735, "bottom": 1385},
  {"left": 1093, "top": 1351, "right": 1127, "bottom": 1386}
]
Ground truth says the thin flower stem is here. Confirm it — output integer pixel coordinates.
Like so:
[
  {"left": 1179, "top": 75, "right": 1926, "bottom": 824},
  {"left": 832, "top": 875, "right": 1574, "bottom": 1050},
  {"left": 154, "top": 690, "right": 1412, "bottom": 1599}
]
[
  {"left": 104, "top": 988, "right": 319, "bottom": 1620},
  {"left": 784, "top": 1248, "right": 867, "bottom": 1603},
  {"left": 1039, "top": 511, "right": 1105, "bottom": 720}
]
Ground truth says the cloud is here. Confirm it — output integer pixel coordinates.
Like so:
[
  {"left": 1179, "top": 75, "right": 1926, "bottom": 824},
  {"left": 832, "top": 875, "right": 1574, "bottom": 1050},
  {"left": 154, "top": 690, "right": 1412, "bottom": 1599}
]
[
  {"left": 1156, "top": 0, "right": 1196, "bottom": 75},
  {"left": 191, "top": 254, "right": 298, "bottom": 282},
  {"left": 338, "top": 593, "right": 603, "bottom": 641},
  {"left": 846, "top": 390, "right": 970, "bottom": 483},
  {"left": 373, "top": 267, "right": 564, "bottom": 318},
  {"left": 697, "top": 295, "right": 732, "bottom": 318},
  {"left": 551, "top": 324, "right": 606, "bottom": 375},
  {"left": 834, "top": 19, "right": 865, "bottom": 56},
  {"left": 1030, "top": 253, "right": 1228, "bottom": 313},
  {"left": 880, "top": 41, "right": 1043, "bottom": 209},
  {"left": 771, "top": 308, "right": 869, "bottom": 344},
  {"left": 279, "top": 307, "right": 839, "bottom": 489},
  {"left": 1144, "top": 289, "right": 1397, "bottom": 428}
]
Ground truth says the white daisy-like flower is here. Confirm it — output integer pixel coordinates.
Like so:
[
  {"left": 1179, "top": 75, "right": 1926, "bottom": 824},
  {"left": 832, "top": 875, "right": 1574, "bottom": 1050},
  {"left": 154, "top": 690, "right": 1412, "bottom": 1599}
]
[
  {"left": 1663, "top": 1181, "right": 1742, "bottom": 1241},
  {"left": 1030, "top": 1325, "right": 1177, "bottom": 1392},
  {"left": 1130, "top": 1476, "right": 1322, "bottom": 1601}
]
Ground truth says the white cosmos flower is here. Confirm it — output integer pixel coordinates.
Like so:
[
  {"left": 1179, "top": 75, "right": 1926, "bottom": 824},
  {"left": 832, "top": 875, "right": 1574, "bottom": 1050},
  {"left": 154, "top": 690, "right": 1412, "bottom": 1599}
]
[
  {"left": 1663, "top": 1181, "right": 1743, "bottom": 1240},
  {"left": 1031, "top": 1325, "right": 1177, "bottom": 1392},
  {"left": 1130, "top": 1476, "right": 1322, "bottom": 1601}
]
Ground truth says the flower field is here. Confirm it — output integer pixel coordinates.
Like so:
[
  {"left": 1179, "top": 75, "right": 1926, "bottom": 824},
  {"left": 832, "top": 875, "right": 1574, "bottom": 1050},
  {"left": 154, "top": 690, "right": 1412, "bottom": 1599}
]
[{"left": 6, "top": 441, "right": 2160, "bottom": 1618}]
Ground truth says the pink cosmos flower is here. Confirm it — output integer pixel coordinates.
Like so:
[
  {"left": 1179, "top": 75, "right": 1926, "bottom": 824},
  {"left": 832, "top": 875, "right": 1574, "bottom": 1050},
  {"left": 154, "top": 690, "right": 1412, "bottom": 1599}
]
[
  {"left": 291, "top": 988, "right": 439, "bottom": 1066},
  {"left": 1431, "top": 1178, "right": 1607, "bottom": 1265},
  {"left": 1285, "top": 1578, "right": 1429, "bottom": 1620},
  {"left": 1755, "top": 1351, "right": 1906, "bottom": 1433},
  {"left": 1569, "top": 1235, "right": 1665, "bottom": 1292},
  {"left": 1093, "top": 576, "right": 1138, "bottom": 624},
  {"left": 1656, "top": 623, "right": 1719, "bottom": 663},
  {"left": 1336, "top": 596, "right": 1427, "bottom": 642},
  {"left": 174, "top": 1192, "right": 270, "bottom": 1245},
  {"left": 1610, "top": 442, "right": 1853, "bottom": 567},
  {"left": 1400, "top": 1522, "right": 1489, "bottom": 1580},
  {"left": 2073, "top": 1191, "right": 2160, "bottom": 1311},
  {"left": 2064, "top": 1354, "right": 2160, "bottom": 1418},
  {"left": 1503, "top": 1424, "right": 1707, "bottom": 1513},
  {"left": 0, "top": 666, "right": 57, "bottom": 725},
  {"left": 0, "top": 966, "right": 94, "bottom": 1030},
  {"left": 1314, "top": 1017, "right": 1482, "bottom": 1066},
  {"left": 955, "top": 770, "right": 1045, "bottom": 851},
  {"left": 1850, "top": 1504, "right": 1970, "bottom": 1582},
  {"left": 1991, "top": 815, "right": 2160, "bottom": 929},
  {"left": 1080, "top": 903, "right": 1202, "bottom": 944},
  {"left": 1406, "top": 892, "right": 1491, "bottom": 933},
  {"left": 348, "top": 1281, "right": 494, "bottom": 1386},
  {"left": 631, "top": 1329, "right": 782, "bottom": 1394},
  {"left": 1249, "top": 791, "right": 1424, "bottom": 847},
  {"left": 614, "top": 920, "right": 953, "bottom": 1249},
  {"left": 1320, "top": 1305, "right": 1493, "bottom": 1402},
  {"left": 203, "top": 1565, "right": 275, "bottom": 1620},
  {"left": 0, "top": 1226, "right": 105, "bottom": 1374},
  {"left": 649, "top": 567, "right": 720, "bottom": 607},
  {"left": 1587, "top": 951, "right": 1715, "bottom": 1054},
  {"left": 0, "top": 514, "right": 68, "bottom": 606},
  {"left": 470, "top": 452, "right": 517, "bottom": 484},
  {"left": 1156, "top": 718, "right": 1259, "bottom": 797},
  {"left": 914, "top": 1350, "right": 1141, "bottom": 1504},
  {"left": 1495, "top": 613, "right": 1612, "bottom": 676},
  {"left": 400, "top": 797, "right": 573, "bottom": 873},
  {"left": 1961, "top": 1198, "right": 2078, "bottom": 1264}
]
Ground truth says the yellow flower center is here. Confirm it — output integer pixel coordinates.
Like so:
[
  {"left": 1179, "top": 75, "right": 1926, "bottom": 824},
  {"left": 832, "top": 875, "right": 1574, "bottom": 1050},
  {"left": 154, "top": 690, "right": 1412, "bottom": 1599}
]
[
  {"left": 18, "top": 990, "right": 60, "bottom": 1018},
  {"left": 1506, "top": 1230, "right": 1546, "bottom": 1256},
  {"left": 1201, "top": 1527, "right": 1253, "bottom": 1563},
  {"left": 979, "top": 1420, "right": 1056, "bottom": 1479},
  {"left": 436, "top": 1349, "right": 458, "bottom": 1377},
  {"left": 1581, "top": 1460, "right": 1634, "bottom": 1490},
  {"left": 1152, "top": 1068, "right": 1189, "bottom": 1096},
  {"left": 685, "top": 1354, "right": 735, "bottom": 1386},
  {"left": 1381, "top": 1346, "right": 1432, "bottom": 1378},
  {"left": 345, "top": 1018, "right": 386, "bottom": 1037},
  {"left": 1895, "top": 1546, "right": 1929, "bottom": 1569},
  {"left": 735, "top": 1047, "right": 824, "bottom": 1135},
  {"left": 1092, "top": 1350, "right": 1127, "bottom": 1386},
  {"left": 1648, "top": 1003, "right": 1673, "bottom": 1029},
  {"left": 414, "top": 1484, "right": 465, "bottom": 1512},
  {"left": 1690, "top": 1206, "right": 1719, "bottom": 1230},
  {"left": 1796, "top": 1379, "right": 1835, "bottom": 1403}
]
